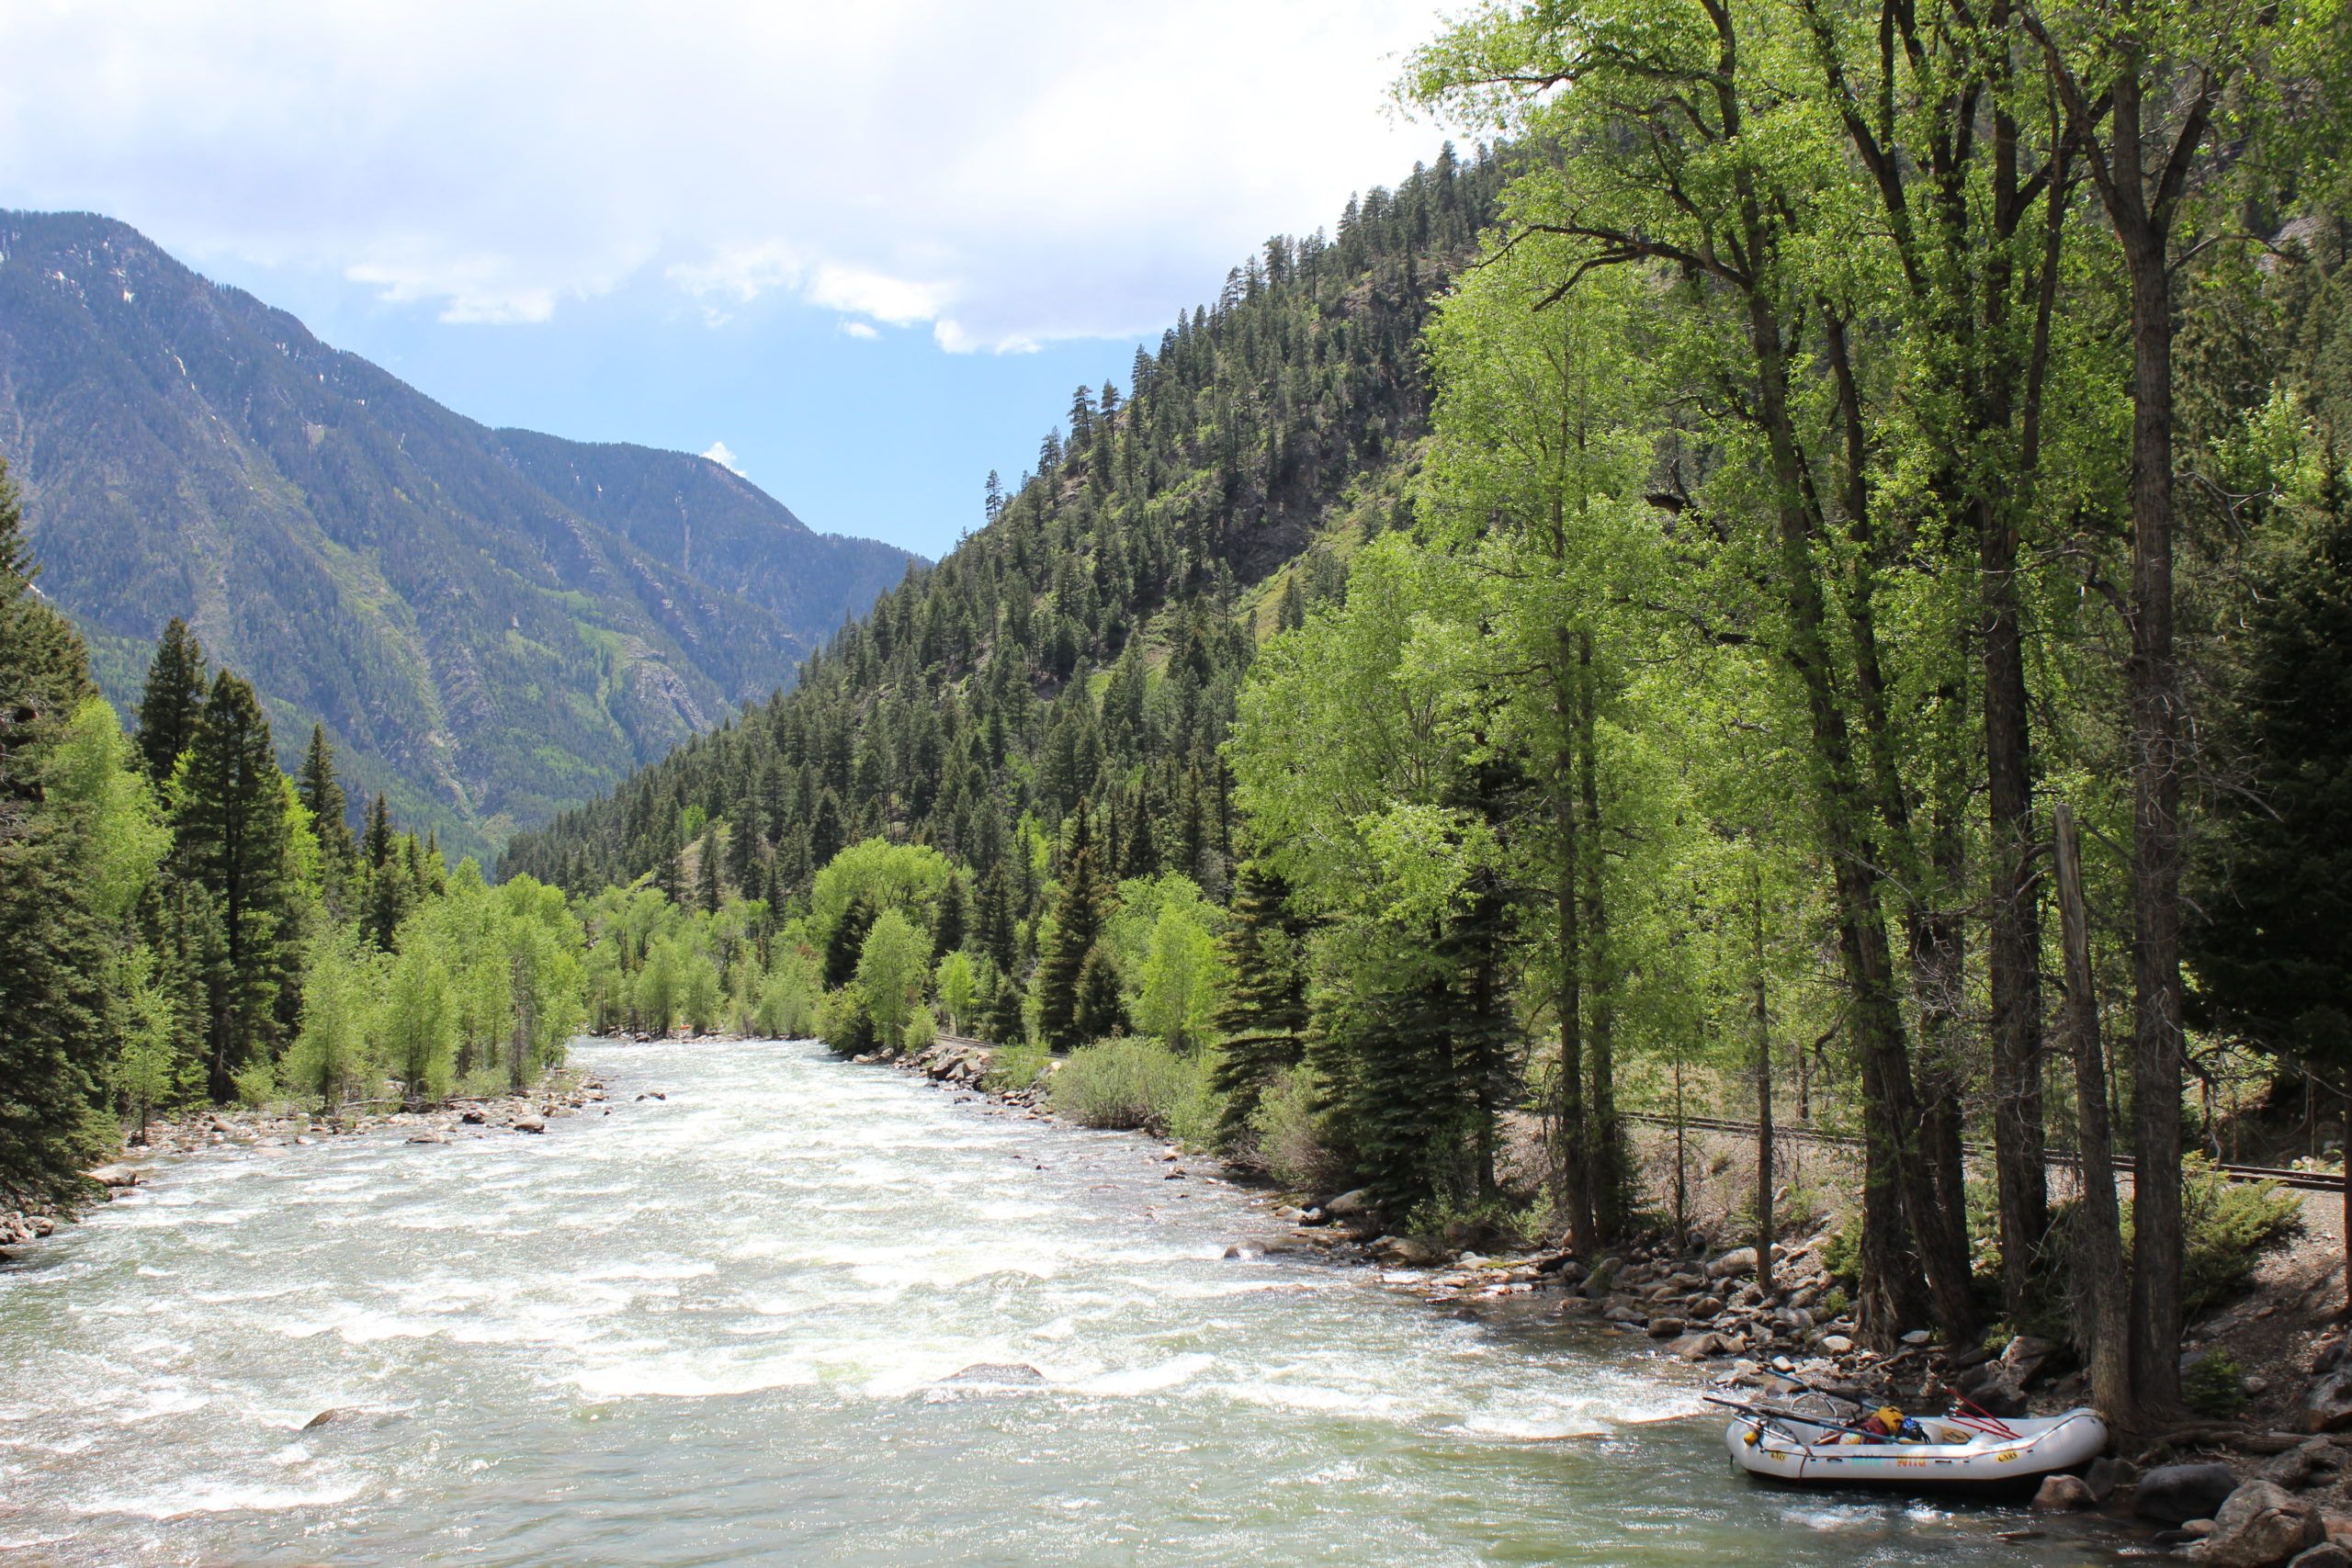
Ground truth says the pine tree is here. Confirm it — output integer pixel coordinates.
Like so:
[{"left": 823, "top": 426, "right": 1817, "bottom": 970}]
[
  {"left": 933, "top": 872, "right": 966, "bottom": 959},
  {"left": 977, "top": 861, "right": 1018, "bottom": 976},
  {"left": 175, "top": 670, "right": 297, "bottom": 1099},
  {"left": 696, "top": 820, "right": 723, "bottom": 913},
  {"left": 1037, "top": 802, "right": 1109, "bottom": 1050},
  {"left": 979, "top": 961, "right": 1027, "bottom": 1045},
  {"left": 1210, "top": 862, "right": 1312, "bottom": 1142},
  {"left": 135, "top": 617, "right": 209, "bottom": 785},
  {"left": 0, "top": 460, "right": 115, "bottom": 1206},
  {"left": 356, "top": 795, "right": 406, "bottom": 950},
  {"left": 824, "top": 896, "right": 875, "bottom": 990},
  {"left": 2191, "top": 461, "right": 2352, "bottom": 1063},
  {"left": 1072, "top": 942, "right": 1126, "bottom": 1043},
  {"left": 297, "top": 725, "right": 357, "bottom": 911}
]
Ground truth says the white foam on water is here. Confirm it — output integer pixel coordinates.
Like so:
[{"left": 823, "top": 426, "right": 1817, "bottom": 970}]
[
  {"left": 1074, "top": 1353, "right": 1216, "bottom": 1395},
  {"left": 1449, "top": 1411, "right": 1613, "bottom": 1440},
  {"left": 571, "top": 1354, "right": 817, "bottom": 1399},
  {"left": 74, "top": 1480, "right": 366, "bottom": 1518},
  {"left": 112, "top": 1386, "right": 209, "bottom": 1424},
  {"left": 575, "top": 1261, "right": 717, "bottom": 1282},
  {"left": 1210, "top": 1378, "right": 1402, "bottom": 1416}
]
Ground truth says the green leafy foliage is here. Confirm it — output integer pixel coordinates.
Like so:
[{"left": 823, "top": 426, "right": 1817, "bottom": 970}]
[
  {"left": 2183, "top": 1349, "right": 2251, "bottom": 1420},
  {"left": 1048, "top": 1035, "right": 1221, "bottom": 1145}
]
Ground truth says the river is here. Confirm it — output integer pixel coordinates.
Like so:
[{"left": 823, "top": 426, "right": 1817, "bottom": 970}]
[{"left": 0, "top": 1038, "right": 2104, "bottom": 1565}]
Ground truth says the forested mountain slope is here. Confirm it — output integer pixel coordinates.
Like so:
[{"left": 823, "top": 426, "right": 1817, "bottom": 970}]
[
  {"left": 498, "top": 147, "right": 1502, "bottom": 903},
  {"left": 0, "top": 210, "right": 913, "bottom": 861}
]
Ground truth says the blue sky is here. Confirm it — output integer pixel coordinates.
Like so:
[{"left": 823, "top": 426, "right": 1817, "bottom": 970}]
[{"left": 0, "top": 0, "right": 1456, "bottom": 559}]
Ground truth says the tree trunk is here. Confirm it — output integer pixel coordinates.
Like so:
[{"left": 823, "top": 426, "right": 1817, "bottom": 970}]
[
  {"left": 2118, "top": 91, "right": 2188, "bottom": 1419},
  {"left": 1748, "top": 283, "right": 1946, "bottom": 1346},
  {"left": 2055, "top": 802, "right": 2133, "bottom": 1427},
  {"left": 1984, "top": 536, "right": 2051, "bottom": 1318},
  {"left": 1577, "top": 633, "right": 1623, "bottom": 1236},
  {"left": 1554, "top": 629, "right": 1595, "bottom": 1249},
  {"left": 1753, "top": 860, "right": 1775, "bottom": 1296}
]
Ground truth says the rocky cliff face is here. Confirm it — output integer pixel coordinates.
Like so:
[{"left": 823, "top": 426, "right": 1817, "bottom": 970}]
[{"left": 0, "top": 209, "right": 912, "bottom": 860}]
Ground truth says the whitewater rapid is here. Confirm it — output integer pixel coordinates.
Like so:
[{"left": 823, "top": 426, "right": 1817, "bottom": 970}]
[{"left": 0, "top": 1038, "right": 2075, "bottom": 1564}]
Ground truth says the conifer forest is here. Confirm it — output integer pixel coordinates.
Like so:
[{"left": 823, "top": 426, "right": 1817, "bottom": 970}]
[{"left": 10, "top": 0, "right": 2352, "bottom": 1459}]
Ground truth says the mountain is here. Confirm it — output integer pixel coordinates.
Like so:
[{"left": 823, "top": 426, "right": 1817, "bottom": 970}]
[
  {"left": 499, "top": 145, "right": 1502, "bottom": 898},
  {"left": 0, "top": 210, "right": 914, "bottom": 862}
]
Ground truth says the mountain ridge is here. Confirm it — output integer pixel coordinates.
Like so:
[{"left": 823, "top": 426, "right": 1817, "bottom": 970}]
[{"left": 0, "top": 209, "right": 914, "bottom": 861}]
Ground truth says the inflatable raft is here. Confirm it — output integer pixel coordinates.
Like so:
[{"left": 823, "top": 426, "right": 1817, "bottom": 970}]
[{"left": 1723, "top": 1403, "right": 2108, "bottom": 1490}]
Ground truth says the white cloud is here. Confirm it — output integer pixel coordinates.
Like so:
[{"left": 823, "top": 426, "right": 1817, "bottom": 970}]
[
  {"left": 841, "top": 321, "right": 878, "bottom": 340},
  {"left": 700, "top": 441, "right": 746, "bottom": 475},
  {"left": 0, "top": 0, "right": 1454, "bottom": 353}
]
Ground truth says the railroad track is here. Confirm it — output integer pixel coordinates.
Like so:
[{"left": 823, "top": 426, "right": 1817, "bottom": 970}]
[{"left": 1623, "top": 1111, "right": 2346, "bottom": 1192}]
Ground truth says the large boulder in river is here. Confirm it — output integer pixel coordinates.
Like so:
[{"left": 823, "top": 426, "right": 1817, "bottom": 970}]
[
  {"left": 2138, "top": 1464, "right": 2245, "bottom": 1526},
  {"left": 2033, "top": 1474, "right": 2095, "bottom": 1512},
  {"left": 1708, "top": 1247, "right": 1758, "bottom": 1280},
  {"left": 2188, "top": 1482, "right": 2324, "bottom": 1567},
  {"left": 1323, "top": 1190, "right": 1374, "bottom": 1218}
]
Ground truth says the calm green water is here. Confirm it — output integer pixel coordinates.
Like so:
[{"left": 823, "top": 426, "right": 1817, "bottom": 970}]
[{"left": 1, "top": 1039, "right": 2100, "bottom": 1565}]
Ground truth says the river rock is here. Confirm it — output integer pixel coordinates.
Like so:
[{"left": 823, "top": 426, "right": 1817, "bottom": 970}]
[
  {"left": 304, "top": 1407, "right": 356, "bottom": 1429},
  {"left": 405, "top": 1132, "right": 448, "bottom": 1145},
  {"left": 459, "top": 1110, "right": 486, "bottom": 1124},
  {"left": 1646, "top": 1316, "right": 1686, "bottom": 1338},
  {"left": 2264, "top": 1450, "right": 2319, "bottom": 1490},
  {"left": 2188, "top": 1482, "right": 2323, "bottom": 1567},
  {"left": 939, "top": 1362, "right": 1046, "bottom": 1386},
  {"left": 1668, "top": 1331, "right": 1728, "bottom": 1361},
  {"left": 2000, "top": 1334, "right": 2054, "bottom": 1380},
  {"left": 513, "top": 1118, "right": 546, "bottom": 1134},
  {"left": 2086, "top": 1456, "right": 2137, "bottom": 1504},
  {"left": 2305, "top": 1371, "right": 2352, "bottom": 1434},
  {"left": 1374, "top": 1235, "right": 1442, "bottom": 1266},
  {"left": 1709, "top": 1247, "right": 1758, "bottom": 1280},
  {"left": 1820, "top": 1334, "right": 1854, "bottom": 1353},
  {"left": 2136, "top": 1464, "right": 2243, "bottom": 1526},
  {"left": 85, "top": 1164, "right": 141, "bottom": 1187},
  {"left": 2290, "top": 1547, "right": 2352, "bottom": 1568},
  {"left": 1223, "top": 1243, "right": 1265, "bottom": 1259},
  {"left": 1324, "top": 1190, "right": 1373, "bottom": 1218},
  {"left": 2034, "top": 1474, "right": 2096, "bottom": 1512}
]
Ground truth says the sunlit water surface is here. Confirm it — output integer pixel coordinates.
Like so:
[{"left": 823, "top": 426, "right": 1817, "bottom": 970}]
[{"left": 1, "top": 1039, "right": 2102, "bottom": 1565}]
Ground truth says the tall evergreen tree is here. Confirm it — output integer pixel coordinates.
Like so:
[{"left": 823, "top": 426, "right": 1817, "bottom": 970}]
[
  {"left": 933, "top": 872, "right": 966, "bottom": 960},
  {"left": 1037, "top": 802, "right": 1108, "bottom": 1050},
  {"left": 1210, "top": 862, "right": 1312, "bottom": 1142},
  {"left": 696, "top": 820, "right": 723, "bottom": 913},
  {"left": 1072, "top": 943, "right": 1126, "bottom": 1043},
  {"left": 2191, "top": 463, "right": 2352, "bottom": 1060},
  {"left": 0, "top": 462, "right": 115, "bottom": 1205},
  {"left": 824, "top": 896, "right": 876, "bottom": 990},
  {"left": 135, "top": 617, "right": 208, "bottom": 785},
  {"left": 175, "top": 670, "right": 298, "bottom": 1098},
  {"left": 297, "top": 724, "right": 357, "bottom": 911},
  {"left": 358, "top": 795, "right": 407, "bottom": 951}
]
